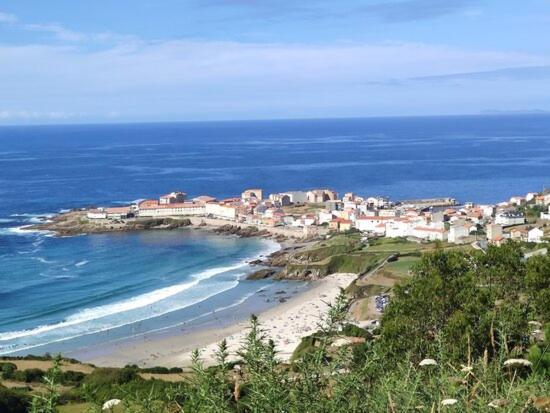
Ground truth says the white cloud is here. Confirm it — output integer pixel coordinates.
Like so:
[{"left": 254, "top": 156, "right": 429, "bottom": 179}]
[{"left": 0, "top": 38, "right": 548, "bottom": 122}]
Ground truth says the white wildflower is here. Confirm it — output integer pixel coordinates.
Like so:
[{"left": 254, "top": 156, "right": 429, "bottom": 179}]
[
  {"left": 503, "top": 359, "right": 532, "bottom": 368},
  {"left": 419, "top": 358, "right": 437, "bottom": 367},
  {"left": 441, "top": 398, "right": 458, "bottom": 406},
  {"left": 460, "top": 365, "right": 473, "bottom": 373},
  {"left": 102, "top": 399, "right": 121, "bottom": 410}
]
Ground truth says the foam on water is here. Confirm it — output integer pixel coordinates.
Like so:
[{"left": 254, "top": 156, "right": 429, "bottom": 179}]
[{"left": 0, "top": 258, "right": 261, "bottom": 344}]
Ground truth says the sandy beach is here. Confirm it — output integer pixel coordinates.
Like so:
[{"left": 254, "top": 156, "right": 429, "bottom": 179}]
[{"left": 80, "top": 273, "right": 356, "bottom": 368}]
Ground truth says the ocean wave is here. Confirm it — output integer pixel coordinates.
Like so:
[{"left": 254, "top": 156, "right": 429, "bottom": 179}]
[
  {"left": 0, "top": 225, "right": 54, "bottom": 237},
  {"left": 75, "top": 260, "right": 89, "bottom": 267},
  {"left": 10, "top": 213, "right": 54, "bottom": 218},
  {"left": 0, "top": 278, "right": 244, "bottom": 355},
  {"left": 0, "top": 261, "right": 248, "bottom": 342},
  {"left": 139, "top": 283, "right": 275, "bottom": 337},
  {"left": 32, "top": 257, "right": 56, "bottom": 264}
]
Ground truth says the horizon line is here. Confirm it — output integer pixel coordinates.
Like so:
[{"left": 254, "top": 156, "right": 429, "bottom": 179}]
[{"left": 1, "top": 111, "right": 550, "bottom": 129}]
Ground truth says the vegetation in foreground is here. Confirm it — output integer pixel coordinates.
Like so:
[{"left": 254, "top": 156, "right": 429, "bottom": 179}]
[{"left": 1, "top": 243, "right": 549, "bottom": 412}]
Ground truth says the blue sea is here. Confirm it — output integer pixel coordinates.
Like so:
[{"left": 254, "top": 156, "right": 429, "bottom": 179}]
[{"left": 0, "top": 115, "right": 549, "bottom": 356}]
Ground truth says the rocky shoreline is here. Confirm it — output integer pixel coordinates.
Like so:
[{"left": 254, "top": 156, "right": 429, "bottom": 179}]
[
  {"left": 28, "top": 210, "right": 193, "bottom": 237},
  {"left": 28, "top": 210, "right": 328, "bottom": 282}
]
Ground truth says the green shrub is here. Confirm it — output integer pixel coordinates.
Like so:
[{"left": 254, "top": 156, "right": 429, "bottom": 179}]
[
  {"left": 83, "top": 367, "right": 139, "bottom": 387},
  {"left": 12, "top": 368, "right": 45, "bottom": 383},
  {"left": 0, "top": 362, "right": 17, "bottom": 379},
  {"left": 58, "top": 370, "right": 86, "bottom": 385},
  {"left": 0, "top": 385, "right": 29, "bottom": 413}
]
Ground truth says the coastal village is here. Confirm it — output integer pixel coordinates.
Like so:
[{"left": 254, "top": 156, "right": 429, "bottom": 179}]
[{"left": 84, "top": 187, "right": 550, "bottom": 247}]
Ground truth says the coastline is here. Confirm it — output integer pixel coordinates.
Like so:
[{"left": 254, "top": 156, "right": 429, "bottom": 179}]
[
  {"left": 27, "top": 210, "right": 321, "bottom": 242},
  {"left": 69, "top": 273, "right": 356, "bottom": 368}
]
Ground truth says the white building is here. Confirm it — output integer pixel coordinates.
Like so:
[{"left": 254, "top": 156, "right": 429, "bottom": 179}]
[
  {"left": 479, "top": 205, "right": 495, "bottom": 218},
  {"left": 509, "top": 196, "right": 525, "bottom": 206},
  {"left": 87, "top": 208, "right": 107, "bottom": 219},
  {"left": 412, "top": 226, "right": 448, "bottom": 241},
  {"left": 105, "top": 206, "right": 133, "bottom": 219},
  {"left": 385, "top": 219, "right": 412, "bottom": 238},
  {"left": 159, "top": 191, "right": 186, "bottom": 204},
  {"left": 205, "top": 203, "right": 237, "bottom": 220},
  {"left": 366, "top": 196, "right": 390, "bottom": 208},
  {"left": 495, "top": 212, "right": 525, "bottom": 226},
  {"left": 541, "top": 210, "right": 550, "bottom": 220},
  {"left": 138, "top": 200, "right": 205, "bottom": 217},
  {"left": 379, "top": 209, "right": 398, "bottom": 217},
  {"left": 318, "top": 211, "right": 334, "bottom": 225},
  {"left": 355, "top": 216, "right": 394, "bottom": 232},
  {"left": 448, "top": 224, "right": 470, "bottom": 244},
  {"left": 280, "top": 191, "right": 308, "bottom": 204},
  {"left": 528, "top": 227, "right": 544, "bottom": 243}
]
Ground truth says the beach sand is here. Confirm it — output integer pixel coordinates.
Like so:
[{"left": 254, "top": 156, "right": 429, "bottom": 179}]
[{"left": 82, "top": 273, "right": 356, "bottom": 368}]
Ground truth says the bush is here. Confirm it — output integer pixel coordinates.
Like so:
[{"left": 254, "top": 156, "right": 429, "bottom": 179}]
[
  {"left": 58, "top": 370, "right": 86, "bottom": 385},
  {"left": 12, "top": 368, "right": 45, "bottom": 383},
  {"left": 0, "top": 362, "right": 17, "bottom": 379},
  {"left": 0, "top": 385, "right": 29, "bottom": 413},
  {"left": 83, "top": 367, "right": 139, "bottom": 387},
  {"left": 140, "top": 366, "right": 183, "bottom": 374}
]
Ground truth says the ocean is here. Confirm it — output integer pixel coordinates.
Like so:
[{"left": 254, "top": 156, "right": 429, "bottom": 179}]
[{"left": 0, "top": 114, "right": 549, "bottom": 356}]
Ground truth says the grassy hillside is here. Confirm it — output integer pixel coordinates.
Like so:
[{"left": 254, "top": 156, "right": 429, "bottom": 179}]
[{"left": 2, "top": 242, "right": 549, "bottom": 412}]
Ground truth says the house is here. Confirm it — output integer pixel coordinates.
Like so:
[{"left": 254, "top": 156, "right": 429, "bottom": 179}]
[
  {"left": 241, "top": 188, "right": 263, "bottom": 202},
  {"left": 269, "top": 193, "right": 291, "bottom": 206},
  {"left": 510, "top": 227, "right": 529, "bottom": 242},
  {"left": 105, "top": 206, "right": 133, "bottom": 219},
  {"left": 342, "top": 192, "right": 356, "bottom": 202},
  {"left": 280, "top": 191, "right": 308, "bottom": 204},
  {"left": 301, "top": 214, "right": 317, "bottom": 226},
  {"left": 355, "top": 216, "right": 394, "bottom": 232},
  {"left": 87, "top": 208, "right": 107, "bottom": 219},
  {"left": 509, "top": 196, "right": 525, "bottom": 206},
  {"left": 486, "top": 224, "right": 503, "bottom": 241},
  {"left": 412, "top": 226, "right": 447, "bottom": 241},
  {"left": 495, "top": 211, "right": 525, "bottom": 226},
  {"left": 318, "top": 211, "right": 334, "bottom": 225},
  {"left": 306, "top": 189, "right": 338, "bottom": 203},
  {"left": 386, "top": 219, "right": 413, "bottom": 238},
  {"left": 528, "top": 227, "right": 544, "bottom": 243},
  {"left": 366, "top": 196, "right": 390, "bottom": 208},
  {"left": 159, "top": 191, "right": 186, "bottom": 204},
  {"left": 374, "top": 223, "right": 386, "bottom": 236},
  {"left": 479, "top": 205, "right": 495, "bottom": 218},
  {"left": 379, "top": 209, "right": 398, "bottom": 217},
  {"left": 541, "top": 209, "right": 550, "bottom": 220},
  {"left": 330, "top": 218, "right": 352, "bottom": 232},
  {"left": 448, "top": 224, "right": 469, "bottom": 244},
  {"left": 491, "top": 235, "right": 507, "bottom": 246}
]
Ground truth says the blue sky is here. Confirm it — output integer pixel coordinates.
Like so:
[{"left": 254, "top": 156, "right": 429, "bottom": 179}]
[{"left": 1, "top": 0, "right": 550, "bottom": 124}]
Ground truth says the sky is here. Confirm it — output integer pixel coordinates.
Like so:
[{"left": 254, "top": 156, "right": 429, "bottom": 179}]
[{"left": 1, "top": 0, "right": 550, "bottom": 124}]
